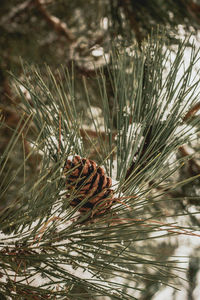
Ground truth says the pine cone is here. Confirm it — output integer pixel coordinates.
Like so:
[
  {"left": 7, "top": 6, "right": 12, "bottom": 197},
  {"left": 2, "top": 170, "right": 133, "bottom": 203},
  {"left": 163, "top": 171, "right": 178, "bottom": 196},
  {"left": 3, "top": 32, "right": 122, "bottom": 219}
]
[{"left": 64, "top": 156, "right": 114, "bottom": 215}]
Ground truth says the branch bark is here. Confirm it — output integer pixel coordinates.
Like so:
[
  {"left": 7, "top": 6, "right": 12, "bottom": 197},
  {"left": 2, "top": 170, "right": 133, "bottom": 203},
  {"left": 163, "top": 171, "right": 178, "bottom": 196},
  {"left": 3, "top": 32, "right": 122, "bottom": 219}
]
[
  {"left": 0, "top": 0, "right": 33, "bottom": 26},
  {"left": 34, "top": 0, "right": 75, "bottom": 42},
  {"left": 178, "top": 145, "right": 200, "bottom": 175},
  {"left": 183, "top": 102, "right": 200, "bottom": 122}
]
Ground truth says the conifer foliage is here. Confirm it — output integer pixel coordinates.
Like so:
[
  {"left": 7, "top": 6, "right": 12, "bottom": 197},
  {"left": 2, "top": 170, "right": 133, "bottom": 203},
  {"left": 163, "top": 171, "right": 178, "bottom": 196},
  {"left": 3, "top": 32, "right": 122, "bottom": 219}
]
[{"left": 0, "top": 33, "right": 200, "bottom": 299}]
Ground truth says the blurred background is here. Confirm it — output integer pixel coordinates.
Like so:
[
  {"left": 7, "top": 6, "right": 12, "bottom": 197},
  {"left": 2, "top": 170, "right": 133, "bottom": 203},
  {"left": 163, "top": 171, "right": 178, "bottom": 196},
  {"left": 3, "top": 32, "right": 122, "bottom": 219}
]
[{"left": 1, "top": 0, "right": 200, "bottom": 101}]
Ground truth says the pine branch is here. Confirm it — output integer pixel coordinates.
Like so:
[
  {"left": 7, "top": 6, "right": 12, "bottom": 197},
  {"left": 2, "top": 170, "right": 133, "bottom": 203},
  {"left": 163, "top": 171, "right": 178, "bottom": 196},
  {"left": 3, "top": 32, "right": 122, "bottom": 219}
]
[{"left": 1, "top": 34, "right": 200, "bottom": 298}]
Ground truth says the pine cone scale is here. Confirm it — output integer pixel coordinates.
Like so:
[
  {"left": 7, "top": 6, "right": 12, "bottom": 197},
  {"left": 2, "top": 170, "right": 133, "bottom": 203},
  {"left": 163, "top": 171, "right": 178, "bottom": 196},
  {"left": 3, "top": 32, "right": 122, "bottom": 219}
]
[{"left": 64, "top": 156, "right": 114, "bottom": 216}]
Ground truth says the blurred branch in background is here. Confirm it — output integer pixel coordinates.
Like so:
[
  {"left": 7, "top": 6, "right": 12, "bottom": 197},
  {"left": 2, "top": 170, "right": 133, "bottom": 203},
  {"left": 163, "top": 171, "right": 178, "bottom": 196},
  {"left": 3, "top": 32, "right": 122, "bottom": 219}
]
[
  {"left": 34, "top": 0, "right": 75, "bottom": 42},
  {"left": 0, "top": 0, "right": 33, "bottom": 28}
]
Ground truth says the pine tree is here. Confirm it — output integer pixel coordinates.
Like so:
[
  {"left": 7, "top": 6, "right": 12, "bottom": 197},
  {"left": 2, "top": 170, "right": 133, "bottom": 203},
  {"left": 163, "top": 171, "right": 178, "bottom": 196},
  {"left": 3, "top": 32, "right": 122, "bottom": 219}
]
[{"left": 0, "top": 32, "right": 200, "bottom": 299}]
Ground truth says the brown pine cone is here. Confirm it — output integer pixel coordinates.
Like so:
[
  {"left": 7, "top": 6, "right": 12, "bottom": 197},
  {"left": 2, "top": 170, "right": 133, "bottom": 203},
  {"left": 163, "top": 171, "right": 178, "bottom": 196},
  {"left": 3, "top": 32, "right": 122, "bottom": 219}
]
[{"left": 64, "top": 156, "right": 114, "bottom": 215}]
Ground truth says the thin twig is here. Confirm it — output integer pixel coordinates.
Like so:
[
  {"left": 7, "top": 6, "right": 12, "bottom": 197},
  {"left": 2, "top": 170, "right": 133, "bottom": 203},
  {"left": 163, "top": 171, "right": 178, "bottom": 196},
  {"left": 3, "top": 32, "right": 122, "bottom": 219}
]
[
  {"left": 119, "top": 0, "right": 143, "bottom": 46},
  {"left": 32, "top": 216, "right": 60, "bottom": 246},
  {"left": 58, "top": 111, "right": 61, "bottom": 155},
  {"left": 34, "top": 0, "right": 75, "bottom": 42},
  {"left": 80, "top": 128, "right": 117, "bottom": 141},
  {"left": 183, "top": 102, "right": 200, "bottom": 122},
  {"left": 0, "top": 0, "right": 33, "bottom": 26}
]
